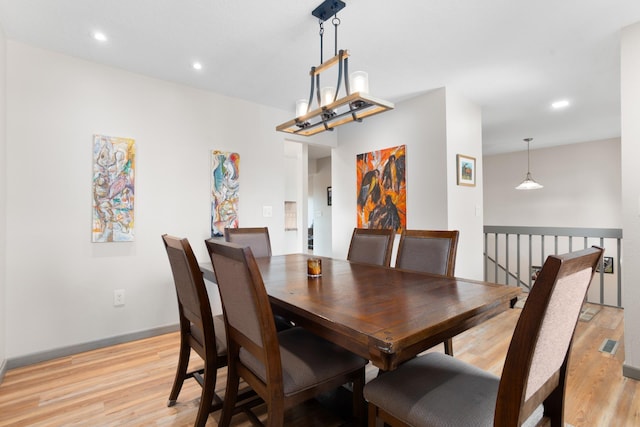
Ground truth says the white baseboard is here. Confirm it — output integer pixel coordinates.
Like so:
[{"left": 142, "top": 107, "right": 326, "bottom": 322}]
[{"left": 623, "top": 363, "right": 640, "bottom": 380}]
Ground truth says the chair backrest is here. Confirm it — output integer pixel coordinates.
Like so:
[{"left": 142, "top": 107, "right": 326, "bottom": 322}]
[
  {"left": 395, "top": 229, "right": 459, "bottom": 276},
  {"left": 162, "top": 234, "right": 216, "bottom": 356},
  {"left": 347, "top": 228, "right": 395, "bottom": 267},
  {"left": 224, "top": 227, "right": 272, "bottom": 258},
  {"left": 495, "top": 246, "right": 603, "bottom": 426},
  {"left": 205, "top": 240, "right": 282, "bottom": 387}
]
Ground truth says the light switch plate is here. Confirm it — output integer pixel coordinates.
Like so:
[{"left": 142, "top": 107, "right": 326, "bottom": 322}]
[{"left": 263, "top": 205, "right": 273, "bottom": 217}]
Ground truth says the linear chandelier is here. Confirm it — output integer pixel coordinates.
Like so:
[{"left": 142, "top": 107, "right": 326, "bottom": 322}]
[
  {"left": 515, "top": 137, "right": 544, "bottom": 190},
  {"left": 276, "top": 0, "right": 394, "bottom": 136}
]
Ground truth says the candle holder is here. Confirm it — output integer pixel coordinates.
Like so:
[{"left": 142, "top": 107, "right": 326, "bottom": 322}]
[{"left": 307, "top": 258, "right": 322, "bottom": 277}]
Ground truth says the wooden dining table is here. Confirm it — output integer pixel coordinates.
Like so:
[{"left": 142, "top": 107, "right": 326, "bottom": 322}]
[{"left": 201, "top": 253, "right": 520, "bottom": 371}]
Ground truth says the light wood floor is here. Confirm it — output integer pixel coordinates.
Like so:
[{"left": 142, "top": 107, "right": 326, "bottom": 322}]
[{"left": 0, "top": 304, "right": 637, "bottom": 426}]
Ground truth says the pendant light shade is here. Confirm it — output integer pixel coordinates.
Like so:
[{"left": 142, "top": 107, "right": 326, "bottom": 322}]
[{"left": 515, "top": 138, "right": 543, "bottom": 190}]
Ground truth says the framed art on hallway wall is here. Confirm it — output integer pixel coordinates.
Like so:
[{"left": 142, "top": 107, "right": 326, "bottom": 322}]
[{"left": 456, "top": 154, "right": 476, "bottom": 187}]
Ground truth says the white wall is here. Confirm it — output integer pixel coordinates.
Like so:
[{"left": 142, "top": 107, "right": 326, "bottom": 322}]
[
  {"left": 332, "top": 88, "right": 484, "bottom": 279},
  {"left": 621, "top": 22, "right": 640, "bottom": 378},
  {"left": 484, "top": 138, "right": 621, "bottom": 228},
  {"left": 0, "top": 24, "right": 7, "bottom": 372},
  {"left": 310, "top": 156, "right": 332, "bottom": 256},
  {"left": 4, "top": 41, "right": 294, "bottom": 360},
  {"left": 445, "top": 90, "right": 484, "bottom": 278}
]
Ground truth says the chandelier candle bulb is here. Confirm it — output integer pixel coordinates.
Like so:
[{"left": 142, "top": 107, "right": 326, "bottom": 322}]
[
  {"left": 296, "top": 99, "right": 309, "bottom": 118},
  {"left": 350, "top": 71, "right": 369, "bottom": 94},
  {"left": 320, "top": 87, "right": 335, "bottom": 107}
]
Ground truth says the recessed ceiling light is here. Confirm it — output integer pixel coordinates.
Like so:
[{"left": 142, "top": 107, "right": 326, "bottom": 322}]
[
  {"left": 551, "top": 99, "right": 570, "bottom": 109},
  {"left": 93, "top": 31, "right": 108, "bottom": 42},
  {"left": 192, "top": 62, "right": 203, "bottom": 70}
]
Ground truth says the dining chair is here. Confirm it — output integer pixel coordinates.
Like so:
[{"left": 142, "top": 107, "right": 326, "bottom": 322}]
[
  {"left": 161, "top": 234, "right": 228, "bottom": 427},
  {"left": 224, "top": 225, "right": 294, "bottom": 331},
  {"left": 347, "top": 228, "right": 395, "bottom": 267},
  {"left": 205, "top": 239, "right": 368, "bottom": 427},
  {"left": 364, "top": 246, "right": 603, "bottom": 427},
  {"left": 396, "top": 229, "right": 459, "bottom": 276},
  {"left": 224, "top": 226, "right": 272, "bottom": 257},
  {"left": 395, "top": 229, "right": 460, "bottom": 355}
]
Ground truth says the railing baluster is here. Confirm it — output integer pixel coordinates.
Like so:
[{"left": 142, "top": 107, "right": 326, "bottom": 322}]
[
  {"left": 517, "top": 234, "right": 521, "bottom": 287},
  {"left": 528, "top": 235, "right": 533, "bottom": 288},
  {"left": 505, "top": 233, "right": 510, "bottom": 284},
  {"left": 494, "top": 232, "right": 498, "bottom": 281}
]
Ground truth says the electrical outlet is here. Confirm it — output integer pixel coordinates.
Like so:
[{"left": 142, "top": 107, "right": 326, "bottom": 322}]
[{"left": 114, "top": 289, "right": 125, "bottom": 307}]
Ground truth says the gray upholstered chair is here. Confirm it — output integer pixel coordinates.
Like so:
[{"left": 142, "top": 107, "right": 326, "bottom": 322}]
[
  {"left": 347, "top": 228, "right": 395, "bottom": 267},
  {"left": 205, "top": 239, "right": 367, "bottom": 427},
  {"left": 365, "top": 246, "right": 603, "bottom": 427},
  {"left": 395, "top": 229, "right": 459, "bottom": 276},
  {"left": 162, "top": 234, "right": 228, "bottom": 427},
  {"left": 224, "top": 226, "right": 271, "bottom": 257},
  {"left": 395, "top": 229, "right": 460, "bottom": 355},
  {"left": 223, "top": 226, "right": 293, "bottom": 330}
]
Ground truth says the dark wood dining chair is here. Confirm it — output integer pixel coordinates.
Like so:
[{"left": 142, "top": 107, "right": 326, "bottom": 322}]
[
  {"left": 396, "top": 229, "right": 459, "bottom": 276},
  {"left": 224, "top": 226, "right": 272, "bottom": 257},
  {"left": 224, "top": 225, "right": 293, "bottom": 331},
  {"left": 395, "top": 229, "right": 460, "bottom": 355},
  {"left": 347, "top": 228, "right": 395, "bottom": 267},
  {"left": 162, "top": 234, "right": 228, "bottom": 427},
  {"left": 364, "top": 246, "right": 603, "bottom": 427},
  {"left": 205, "top": 239, "right": 367, "bottom": 427}
]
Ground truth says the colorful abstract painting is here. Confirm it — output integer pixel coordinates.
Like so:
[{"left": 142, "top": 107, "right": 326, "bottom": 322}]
[
  {"left": 211, "top": 150, "right": 240, "bottom": 237},
  {"left": 356, "top": 145, "right": 406, "bottom": 232},
  {"left": 92, "top": 135, "right": 135, "bottom": 242}
]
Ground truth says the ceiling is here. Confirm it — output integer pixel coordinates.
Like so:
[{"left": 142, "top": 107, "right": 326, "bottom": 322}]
[{"left": 1, "top": 0, "right": 639, "bottom": 155}]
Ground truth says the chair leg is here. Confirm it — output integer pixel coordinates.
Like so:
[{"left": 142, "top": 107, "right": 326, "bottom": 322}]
[
  {"left": 352, "top": 371, "right": 366, "bottom": 426},
  {"left": 194, "top": 364, "right": 218, "bottom": 427},
  {"left": 444, "top": 338, "right": 454, "bottom": 356},
  {"left": 167, "top": 340, "right": 190, "bottom": 406},
  {"left": 219, "top": 364, "right": 240, "bottom": 427},
  {"left": 543, "top": 383, "right": 565, "bottom": 427},
  {"left": 368, "top": 403, "right": 379, "bottom": 427},
  {"left": 266, "top": 397, "right": 285, "bottom": 427}
]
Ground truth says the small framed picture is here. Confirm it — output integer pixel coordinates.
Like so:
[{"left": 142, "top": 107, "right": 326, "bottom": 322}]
[
  {"left": 327, "top": 186, "right": 332, "bottom": 206},
  {"left": 596, "top": 256, "right": 614, "bottom": 274},
  {"left": 456, "top": 154, "right": 476, "bottom": 187},
  {"left": 531, "top": 266, "right": 542, "bottom": 281}
]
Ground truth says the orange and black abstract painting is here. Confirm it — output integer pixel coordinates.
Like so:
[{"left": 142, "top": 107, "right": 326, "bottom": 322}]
[{"left": 356, "top": 145, "right": 406, "bottom": 232}]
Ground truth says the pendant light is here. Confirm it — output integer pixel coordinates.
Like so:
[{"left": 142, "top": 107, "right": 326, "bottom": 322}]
[
  {"left": 515, "top": 138, "right": 544, "bottom": 190},
  {"left": 276, "top": 0, "right": 394, "bottom": 136}
]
